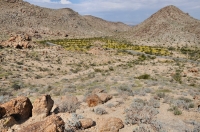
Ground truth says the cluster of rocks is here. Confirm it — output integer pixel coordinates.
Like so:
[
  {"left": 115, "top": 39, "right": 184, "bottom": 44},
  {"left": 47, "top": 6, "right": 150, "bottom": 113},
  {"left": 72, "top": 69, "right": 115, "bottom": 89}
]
[
  {"left": 0, "top": 33, "right": 33, "bottom": 49},
  {"left": 0, "top": 94, "right": 124, "bottom": 132}
]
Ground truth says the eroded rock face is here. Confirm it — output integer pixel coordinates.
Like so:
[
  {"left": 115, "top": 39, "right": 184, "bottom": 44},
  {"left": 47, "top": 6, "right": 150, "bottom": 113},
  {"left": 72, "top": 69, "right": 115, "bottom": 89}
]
[
  {"left": 32, "top": 95, "right": 54, "bottom": 117},
  {"left": 97, "top": 117, "right": 124, "bottom": 132},
  {"left": 19, "top": 115, "right": 65, "bottom": 132},
  {"left": 86, "top": 94, "right": 102, "bottom": 107},
  {"left": 0, "top": 97, "right": 33, "bottom": 121}
]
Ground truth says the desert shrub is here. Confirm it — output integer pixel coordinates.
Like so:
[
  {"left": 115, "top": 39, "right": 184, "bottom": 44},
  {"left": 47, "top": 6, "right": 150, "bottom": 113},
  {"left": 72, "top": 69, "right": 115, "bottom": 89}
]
[
  {"left": 136, "top": 74, "right": 151, "bottom": 79},
  {"left": 172, "top": 70, "right": 182, "bottom": 83},
  {"left": 94, "top": 108, "right": 107, "bottom": 115},
  {"left": 65, "top": 113, "right": 83, "bottom": 132},
  {"left": 106, "top": 103, "right": 115, "bottom": 108},
  {"left": 168, "top": 106, "right": 182, "bottom": 115},
  {"left": 133, "top": 120, "right": 163, "bottom": 132},
  {"left": 149, "top": 98, "right": 160, "bottom": 108},
  {"left": 157, "top": 92, "right": 165, "bottom": 98},
  {"left": 117, "top": 85, "right": 134, "bottom": 96},
  {"left": 57, "top": 96, "right": 80, "bottom": 113},
  {"left": 171, "top": 97, "right": 194, "bottom": 110},
  {"left": 0, "top": 95, "right": 10, "bottom": 104},
  {"left": 11, "top": 83, "right": 21, "bottom": 90},
  {"left": 178, "top": 97, "right": 192, "bottom": 103},
  {"left": 125, "top": 98, "right": 159, "bottom": 125},
  {"left": 143, "top": 88, "right": 152, "bottom": 93}
]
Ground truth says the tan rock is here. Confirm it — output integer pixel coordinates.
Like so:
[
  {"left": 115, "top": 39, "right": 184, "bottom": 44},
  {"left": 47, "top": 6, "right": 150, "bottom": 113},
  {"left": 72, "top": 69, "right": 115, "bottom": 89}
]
[
  {"left": 19, "top": 115, "right": 65, "bottom": 132},
  {"left": 1, "top": 97, "right": 32, "bottom": 121},
  {"left": 80, "top": 118, "right": 94, "bottom": 129},
  {"left": 32, "top": 95, "right": 54, "bottom": 117},
  {"left": 97, "top": 93, "right": 112, "bottom": 103},
  {"left": 86, "top": 94, "right": 102, "bottom": 107},
  {"left": 97, "top": 117, "right": 124, "bottom": 132}
]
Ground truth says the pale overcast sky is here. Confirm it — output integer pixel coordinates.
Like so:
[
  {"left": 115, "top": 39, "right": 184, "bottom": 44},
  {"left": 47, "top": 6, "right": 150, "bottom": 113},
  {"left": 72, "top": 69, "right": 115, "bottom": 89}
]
[{"left": 24, "top": 0, "right": 200, "bottom": 25}]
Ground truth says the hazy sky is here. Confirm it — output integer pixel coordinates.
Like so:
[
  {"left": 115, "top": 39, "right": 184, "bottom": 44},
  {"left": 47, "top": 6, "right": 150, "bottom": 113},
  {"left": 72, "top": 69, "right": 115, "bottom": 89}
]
[{"left": 24, "top": 0, "right": 200, "bottom": 25}]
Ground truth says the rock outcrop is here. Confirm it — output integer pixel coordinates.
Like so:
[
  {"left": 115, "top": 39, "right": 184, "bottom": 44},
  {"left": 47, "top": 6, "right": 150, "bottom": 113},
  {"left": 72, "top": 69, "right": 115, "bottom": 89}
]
[
  {"left": 0, "top": 34, "right": 33, "bottom": 49},
  {"left": 0, "top": 97, "right": 33, "bottom": 121},
  {"left": 32, "top": 95, "right": 54, "bottom": 117}
]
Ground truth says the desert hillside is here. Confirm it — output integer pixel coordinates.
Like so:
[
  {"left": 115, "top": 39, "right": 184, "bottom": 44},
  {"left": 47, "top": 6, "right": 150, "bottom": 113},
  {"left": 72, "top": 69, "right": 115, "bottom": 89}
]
[
  {"left": 0, "top": 0, "right": 131, "bottom": 40},
  {"left": 116, "top": 5, "right": 200, "bottom": 47},
  {"left": 0, "top": 2, "right": 200, "bottom": 132}
]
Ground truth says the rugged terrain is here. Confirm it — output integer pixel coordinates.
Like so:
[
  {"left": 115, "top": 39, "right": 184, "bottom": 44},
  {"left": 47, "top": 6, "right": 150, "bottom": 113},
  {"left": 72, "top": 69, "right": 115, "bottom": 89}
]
[
  {"left": 0, "top": 0, "right": 130, "bottom": 40},
  {"left": 116, "top": 5, "right": 200, "bottom": 48},
  {"left": 0, "top": 1, "right": 200, "bottom": 132}
]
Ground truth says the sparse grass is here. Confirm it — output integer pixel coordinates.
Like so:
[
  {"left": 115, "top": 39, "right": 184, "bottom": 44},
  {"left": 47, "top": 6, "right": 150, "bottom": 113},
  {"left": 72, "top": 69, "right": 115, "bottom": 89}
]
[{"left": 156, "top": 89, "right": 171, "bottom": 93}]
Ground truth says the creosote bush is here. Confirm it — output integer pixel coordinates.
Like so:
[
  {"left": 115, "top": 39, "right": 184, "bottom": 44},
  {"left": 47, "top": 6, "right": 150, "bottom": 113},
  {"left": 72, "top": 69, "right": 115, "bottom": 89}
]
[{"left": 136, "top": 74, "right": 151, "bottom": 79}]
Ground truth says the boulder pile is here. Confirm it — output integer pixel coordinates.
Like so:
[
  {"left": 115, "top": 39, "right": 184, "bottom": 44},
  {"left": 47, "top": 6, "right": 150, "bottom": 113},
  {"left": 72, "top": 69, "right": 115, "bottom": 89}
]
[
  {"left": 0, "top": 94, "right": 123, "bottom": 132},
  {"left": 0, "top": 33, "right": 33, "bottom": 49}
]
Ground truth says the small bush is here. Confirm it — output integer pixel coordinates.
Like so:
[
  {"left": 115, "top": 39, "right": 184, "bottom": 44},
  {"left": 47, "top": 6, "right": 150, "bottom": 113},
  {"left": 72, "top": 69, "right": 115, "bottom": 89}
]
[
  {"left": 117, "top": 85, "right": 134, "bottom": 96},
  {"left": 57, "top": 96, "right": 80, "bottom": 113},
  {"left": 178, "top": 97, "right": 192, "bottom": 103},
  {"left": 11, "top": 83, "right": 20, "bottom": 90},
  {"left": 94, "top": 108, "right": 107, "bottom": 115},
  {"left": 157, "top": 92, "right": 165, "bottom": 98},
  {"left": 125, "top": 98, "right": 159, "bottom": 125},
  {"left": 136, "top": 74, "right": 150, "bottom": 79},
  {"left": 168, "top": 106, "right": 182, "bottom": 115}
]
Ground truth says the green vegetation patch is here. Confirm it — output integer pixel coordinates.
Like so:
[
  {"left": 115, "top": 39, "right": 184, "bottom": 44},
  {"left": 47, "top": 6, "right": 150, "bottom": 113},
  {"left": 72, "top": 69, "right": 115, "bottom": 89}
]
[{"left": 38, "top": 37, "right": 170, "bottom": 56}]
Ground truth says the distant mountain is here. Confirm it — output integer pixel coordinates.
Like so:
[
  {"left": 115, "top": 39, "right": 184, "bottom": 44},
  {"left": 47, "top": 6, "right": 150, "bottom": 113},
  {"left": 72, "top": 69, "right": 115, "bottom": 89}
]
[
  {"left": 117, "top": 5, "right": 200, "bottom": 47},
  {"left": 0, "top": 0, "right": 131, "bottom": 40}
]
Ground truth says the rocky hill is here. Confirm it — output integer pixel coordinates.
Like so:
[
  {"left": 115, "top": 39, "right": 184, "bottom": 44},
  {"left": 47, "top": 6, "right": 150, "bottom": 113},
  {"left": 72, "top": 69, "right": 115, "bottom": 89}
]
[
  {"left": 117, "top": 5, "right": 200, "bottom": 47},
  {"left": 0, "top": 0, "right": 131, "bottom": 40}
]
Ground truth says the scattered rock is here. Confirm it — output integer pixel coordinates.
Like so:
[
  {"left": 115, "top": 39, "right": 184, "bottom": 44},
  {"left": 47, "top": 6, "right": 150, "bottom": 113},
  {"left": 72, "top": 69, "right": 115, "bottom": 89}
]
[
  {"left": 32, "top": 95, "right": 54, "bottom": 117},
  {"left": 97, "top": 117, "right": 124, "bottom": 132},
  {"left": 19, "top": 115, "right": 65, "bottom": 132},
  {"left": 0, "top": 97, "right": 32, "bottom": 121},
  {"left": 80, "top": 118, "right": 94, "bottom": 129},
  {"left": 86, "top": 94, "right": 102, "bottom": 107},
  {"left": 97, "top": 93, "right": 112, "bottom": 103}
]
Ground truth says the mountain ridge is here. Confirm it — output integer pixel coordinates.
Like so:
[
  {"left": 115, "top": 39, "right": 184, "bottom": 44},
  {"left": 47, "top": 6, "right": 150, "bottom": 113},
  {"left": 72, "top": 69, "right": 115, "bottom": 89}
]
[
  {"left": 0, "top": 0, "right": 131, "bottom": 40},
  {"left": 116, "top": 5, "right": 200, "bottom": 47}
]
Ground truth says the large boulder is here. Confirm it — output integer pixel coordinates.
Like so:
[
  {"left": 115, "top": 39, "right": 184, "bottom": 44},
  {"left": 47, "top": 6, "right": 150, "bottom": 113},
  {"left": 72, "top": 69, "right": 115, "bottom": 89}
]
[
  {"left": 97, "top": 117, "right": 124, "bottom": 132},
  {"left": 19, "top": 115, "right": 65, "bottom": 132},
  {"left": 86, "top": 94, "right": 102, "bottom": 107},
  {"left": 32, "top": 95, "right": 54, "bottom": 117},
  {"left": 0, "top": 97, "right": 32, "bottom": 121}
]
